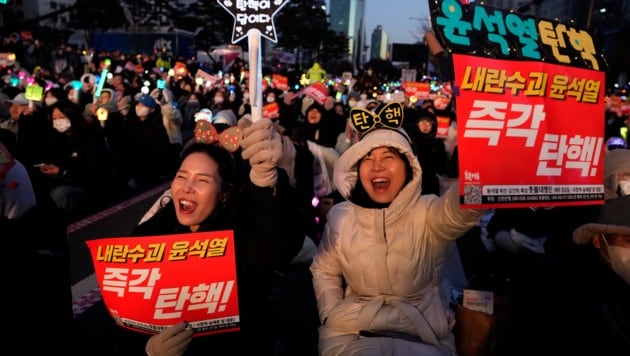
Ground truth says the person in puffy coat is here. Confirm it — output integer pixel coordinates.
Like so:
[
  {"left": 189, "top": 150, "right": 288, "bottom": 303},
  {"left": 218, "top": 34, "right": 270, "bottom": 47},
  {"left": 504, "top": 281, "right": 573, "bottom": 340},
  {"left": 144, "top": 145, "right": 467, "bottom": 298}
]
[{"left": 310, "top": 102, "right": 487, "bottom": 355}]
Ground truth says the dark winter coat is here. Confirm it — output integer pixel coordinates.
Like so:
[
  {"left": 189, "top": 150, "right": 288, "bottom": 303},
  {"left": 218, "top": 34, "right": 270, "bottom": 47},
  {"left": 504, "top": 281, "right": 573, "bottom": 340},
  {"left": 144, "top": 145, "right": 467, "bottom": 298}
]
[{"left": 112, "top": 170, "right": 306, "bottom": 355}]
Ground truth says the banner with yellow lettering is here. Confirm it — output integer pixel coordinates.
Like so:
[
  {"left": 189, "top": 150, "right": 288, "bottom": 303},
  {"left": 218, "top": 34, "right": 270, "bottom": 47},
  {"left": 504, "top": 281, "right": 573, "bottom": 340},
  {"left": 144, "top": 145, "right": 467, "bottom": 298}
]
[
  {"left": 454, "top": 53, "right": 605, "bottom": 208},
  {"left": 428, "top": 0, "right": 606, "bottom": 208},
  {"left": 86, "top": 230, "right": 239, "bottom": 337}
]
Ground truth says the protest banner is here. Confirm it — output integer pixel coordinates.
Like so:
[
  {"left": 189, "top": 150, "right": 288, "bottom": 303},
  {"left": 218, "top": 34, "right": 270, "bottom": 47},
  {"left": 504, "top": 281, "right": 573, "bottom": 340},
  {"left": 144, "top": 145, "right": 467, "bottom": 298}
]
[
  {"left": 429, "top": 0, "right": 606, "bottom": 208},
  {"left": 86, "top": 231, "right": 239, "bottom": 337}
]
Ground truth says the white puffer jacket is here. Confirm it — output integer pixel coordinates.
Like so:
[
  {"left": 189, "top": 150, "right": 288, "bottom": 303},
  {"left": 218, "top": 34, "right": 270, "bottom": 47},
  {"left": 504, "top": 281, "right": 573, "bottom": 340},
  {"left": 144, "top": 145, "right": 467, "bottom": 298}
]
[{"left": 310, "top": 128, "right": 486, "bottom": 356}]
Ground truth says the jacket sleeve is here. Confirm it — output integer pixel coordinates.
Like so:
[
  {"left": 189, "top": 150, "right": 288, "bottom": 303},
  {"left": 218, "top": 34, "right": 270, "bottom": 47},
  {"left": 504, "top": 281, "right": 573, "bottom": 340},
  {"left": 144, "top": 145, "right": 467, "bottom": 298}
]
[
  {"left": 427, "top": 180, "right": 488, "bottom": 241},
  {"left": 309, "top": 204, "right": 346, "bottom": 323},
  {"left": 238, "top": 168, "right": 306, "bottom": 269}
]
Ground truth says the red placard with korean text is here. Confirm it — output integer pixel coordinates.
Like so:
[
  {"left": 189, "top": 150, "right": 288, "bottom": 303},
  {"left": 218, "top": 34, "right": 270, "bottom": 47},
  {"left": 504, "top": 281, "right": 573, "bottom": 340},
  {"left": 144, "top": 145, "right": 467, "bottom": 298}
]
[
  {"left": 454, "top": 53, "right": 605, "bottom": 208},
  {"left": 297, "top": 81, "right": 329, "bottom": 105},
  {"left": 272, "top": 73, "right": 289, "bottom": 91},
  {"left": 263, "top": 102, "right": 280, "bottom": 119},
  {"left": 402, "top": 82, "right": 431, "bottom": 101},
  {"left": 86, "top": 230, "right": 239, "bottom": 337},
  {"left": 436, "top": 115, "right": 451, "bottom": 139}
]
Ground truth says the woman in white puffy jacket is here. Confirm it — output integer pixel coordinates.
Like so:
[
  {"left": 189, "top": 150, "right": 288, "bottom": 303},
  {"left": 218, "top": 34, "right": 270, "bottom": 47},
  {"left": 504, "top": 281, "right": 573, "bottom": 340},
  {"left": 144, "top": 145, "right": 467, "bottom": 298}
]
[{"left": 310, "top": 102, "right": 487, "bottom": 356}]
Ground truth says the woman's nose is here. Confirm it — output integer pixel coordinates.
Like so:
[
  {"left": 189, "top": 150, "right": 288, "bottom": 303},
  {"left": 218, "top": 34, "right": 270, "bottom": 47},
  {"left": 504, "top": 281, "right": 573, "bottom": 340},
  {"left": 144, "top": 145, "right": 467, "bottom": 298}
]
[
  {"left": 371, "top": 159, "right": 385, "bottom": 171},
  {"left": 182, "top": 179, "right": 195, "bottom": 192}
]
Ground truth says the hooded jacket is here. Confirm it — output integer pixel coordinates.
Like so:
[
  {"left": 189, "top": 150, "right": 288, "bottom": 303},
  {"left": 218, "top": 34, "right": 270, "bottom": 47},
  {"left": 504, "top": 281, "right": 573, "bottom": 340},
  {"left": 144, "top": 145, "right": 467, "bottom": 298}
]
[
  {"left": 82, "top": 88, "right": 119, "bottom": 120},
  {"left": 310, "top": 128, "right": 486, "bottom": 355}
]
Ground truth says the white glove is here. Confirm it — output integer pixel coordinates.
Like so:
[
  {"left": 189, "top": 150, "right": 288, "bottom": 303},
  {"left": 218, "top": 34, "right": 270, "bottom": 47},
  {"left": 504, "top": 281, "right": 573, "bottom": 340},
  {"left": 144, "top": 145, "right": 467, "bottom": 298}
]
[
  {"left": 239, "top": 118, "right": 282, "bottom": 187},
  {"left": 145, "top": 321, "right": 193, "bottom": 356}
]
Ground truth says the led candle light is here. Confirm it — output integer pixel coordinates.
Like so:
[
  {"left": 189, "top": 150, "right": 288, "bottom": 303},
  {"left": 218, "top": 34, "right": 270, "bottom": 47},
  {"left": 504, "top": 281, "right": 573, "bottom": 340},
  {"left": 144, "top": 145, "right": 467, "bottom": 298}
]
[{"left": 97, "top": 107, "right": 108, "bottom": 128}]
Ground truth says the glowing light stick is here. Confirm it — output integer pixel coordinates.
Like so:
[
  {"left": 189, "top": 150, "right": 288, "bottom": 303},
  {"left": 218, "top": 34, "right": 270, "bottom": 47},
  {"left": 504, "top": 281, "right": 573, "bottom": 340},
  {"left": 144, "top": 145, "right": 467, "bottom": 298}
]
[
  {"left": 97, "top": 107, "right": 109, "bottom": 128},
  {"left": 217, "top": 0, "right": 289, "bottom": 123},
  {"left": 94, "top": 58, "right": 111, "bottom": 100},
  {"left": 70, "top": 80, "right": 82, "bottom": 102}
]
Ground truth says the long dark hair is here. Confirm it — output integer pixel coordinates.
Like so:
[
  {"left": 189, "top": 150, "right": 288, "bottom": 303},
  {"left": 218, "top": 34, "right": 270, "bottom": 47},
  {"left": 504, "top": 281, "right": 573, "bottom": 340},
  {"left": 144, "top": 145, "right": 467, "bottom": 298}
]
[{"left": 51, "top": 99, "right": 85, "bottom": 134}]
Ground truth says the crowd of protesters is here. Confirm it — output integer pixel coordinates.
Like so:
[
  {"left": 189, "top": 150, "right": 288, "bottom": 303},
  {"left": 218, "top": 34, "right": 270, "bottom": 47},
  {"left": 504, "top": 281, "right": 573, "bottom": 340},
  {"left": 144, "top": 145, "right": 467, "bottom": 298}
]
[{"left": 2, "top": 32, "right": 630, "bottom": 355}]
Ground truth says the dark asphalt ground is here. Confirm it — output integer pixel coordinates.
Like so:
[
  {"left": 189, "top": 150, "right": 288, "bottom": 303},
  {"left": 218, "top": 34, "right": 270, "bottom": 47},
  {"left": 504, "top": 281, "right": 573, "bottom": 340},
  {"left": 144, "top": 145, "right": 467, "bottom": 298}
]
[{"left": 69, "top": 183, "right": 170, "bottom": 356}]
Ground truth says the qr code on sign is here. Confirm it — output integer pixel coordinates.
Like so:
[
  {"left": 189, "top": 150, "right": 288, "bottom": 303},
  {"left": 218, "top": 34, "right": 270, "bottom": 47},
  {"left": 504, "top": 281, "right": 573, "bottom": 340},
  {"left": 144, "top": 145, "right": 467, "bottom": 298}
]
[{"left": 464, "top": 184, "right": 482, "bottom": 204}]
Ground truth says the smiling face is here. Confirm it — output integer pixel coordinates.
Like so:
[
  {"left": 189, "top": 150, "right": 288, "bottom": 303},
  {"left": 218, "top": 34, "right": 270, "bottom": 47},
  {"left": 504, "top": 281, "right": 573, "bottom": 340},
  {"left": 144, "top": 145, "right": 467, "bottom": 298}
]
[
  {"left": 170, "top": 152, "right": 224, "bottom": 232},
  {"left": 307, "top": 107, "right": 322, "bottom": 124},
  {"left": 358, "top": 146, "right": 408, "bottom": 204}
]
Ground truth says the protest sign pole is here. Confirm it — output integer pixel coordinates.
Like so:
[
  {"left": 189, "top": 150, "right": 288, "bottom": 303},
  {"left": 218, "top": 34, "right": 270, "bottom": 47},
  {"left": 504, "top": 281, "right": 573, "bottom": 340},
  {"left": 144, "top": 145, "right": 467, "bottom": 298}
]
[{"left": 248, "top": 30, "right": 263, "bottom": 123}]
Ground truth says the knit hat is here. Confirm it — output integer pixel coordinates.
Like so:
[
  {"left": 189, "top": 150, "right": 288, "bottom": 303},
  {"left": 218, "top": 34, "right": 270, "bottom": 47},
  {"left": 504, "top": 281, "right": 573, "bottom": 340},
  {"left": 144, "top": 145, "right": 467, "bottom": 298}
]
[
  {"left": 603, "top": 149, "right": 630, "bottom": 200},
  {"left": 573, "top": 195, "right": 630, "bottom": 244}
]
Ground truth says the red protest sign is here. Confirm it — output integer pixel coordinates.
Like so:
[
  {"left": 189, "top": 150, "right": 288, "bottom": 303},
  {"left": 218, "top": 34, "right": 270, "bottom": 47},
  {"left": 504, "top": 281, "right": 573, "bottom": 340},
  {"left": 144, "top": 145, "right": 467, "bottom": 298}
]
[
  {"left": 402, "top": 82, "right": 431, "bottom": 101},
  {"left": 454, "top": 53, "right": 605, "bottom": 209},
  {"left": 86, "top": 231, "right": 240, "bottom": 337},
  {"left": 272, "top": 74, "right": 289, "bottom": 91},
  {"left": 436, "top": 115, "right": 451, "bottom": 139},
  {"left": 297, "top": 81, "right": 329, "bottom": 105},
  {"left": 262, "top": 102, "right": 280, "bottom": 119}
]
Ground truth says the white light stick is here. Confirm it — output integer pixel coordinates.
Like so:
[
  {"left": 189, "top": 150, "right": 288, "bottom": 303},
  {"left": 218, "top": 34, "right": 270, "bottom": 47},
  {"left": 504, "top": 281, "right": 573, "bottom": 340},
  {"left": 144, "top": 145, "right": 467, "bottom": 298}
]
[{"left": 248, "top": 31, "right": 262, "bottom": 122}]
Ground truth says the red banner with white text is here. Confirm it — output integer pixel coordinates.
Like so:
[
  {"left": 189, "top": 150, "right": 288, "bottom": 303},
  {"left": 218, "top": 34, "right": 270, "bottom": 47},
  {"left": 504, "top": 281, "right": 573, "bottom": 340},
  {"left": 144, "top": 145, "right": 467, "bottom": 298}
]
[
  {"left": 454, "top": 54, "right": 605, "bottom": 208},
  {"left": 86, "top": 230, "right": 240, "bottom": 337}
]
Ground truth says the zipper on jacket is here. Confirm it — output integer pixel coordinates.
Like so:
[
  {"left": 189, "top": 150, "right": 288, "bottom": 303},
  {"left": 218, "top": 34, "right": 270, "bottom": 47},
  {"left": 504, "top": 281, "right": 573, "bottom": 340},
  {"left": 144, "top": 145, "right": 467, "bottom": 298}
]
[{"left": 381, "top": 209, "right": 387, "bottom": 244}]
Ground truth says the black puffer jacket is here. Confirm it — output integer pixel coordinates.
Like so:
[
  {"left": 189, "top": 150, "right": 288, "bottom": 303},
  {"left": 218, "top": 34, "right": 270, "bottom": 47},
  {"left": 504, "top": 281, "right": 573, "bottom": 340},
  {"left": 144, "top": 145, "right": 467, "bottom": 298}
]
[{"left": 113, "top": 170, "right": 306, "bottom": 355}]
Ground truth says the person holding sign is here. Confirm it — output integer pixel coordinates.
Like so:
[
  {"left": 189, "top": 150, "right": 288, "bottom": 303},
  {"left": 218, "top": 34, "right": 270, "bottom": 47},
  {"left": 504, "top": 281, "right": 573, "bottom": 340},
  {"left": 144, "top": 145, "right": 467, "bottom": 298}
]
[
  {"left": 310, "top": 102, "right": 486, "bottom": 355},
  {"left": 112, "top": 118, "right": 307, "bottom": 355}
]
